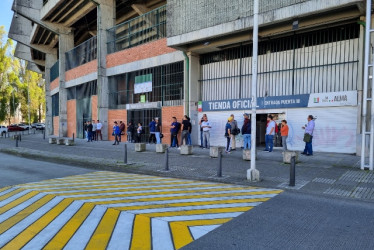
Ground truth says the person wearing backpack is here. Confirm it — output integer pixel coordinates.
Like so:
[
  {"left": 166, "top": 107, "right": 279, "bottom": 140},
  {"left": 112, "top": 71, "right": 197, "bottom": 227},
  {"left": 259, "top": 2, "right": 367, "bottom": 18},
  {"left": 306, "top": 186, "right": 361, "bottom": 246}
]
[
  {"left": 242, "top": 113, "right": 251, "bottom": 149},
  {"left": 229, "top": 114, "right": 239, "bottom": 151}
]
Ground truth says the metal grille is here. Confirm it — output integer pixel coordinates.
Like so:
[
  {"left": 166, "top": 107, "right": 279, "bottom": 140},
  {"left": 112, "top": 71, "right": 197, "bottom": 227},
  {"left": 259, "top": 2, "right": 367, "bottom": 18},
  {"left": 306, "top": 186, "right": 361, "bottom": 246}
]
[
  {"left": 65, "top": 36, "right": 97, "bottom": 71},
  {"left": 200, "top": 23, "right": 360, "bottom": 101},
  {"left": 127, "top": 109, "right": 161, "bottom": 142},
  {"left": 108, "top": 61, "right": 184, "bottom": 109},
  {"left": 67, "top": 80, "right": 97, "bottom": 100},
  {"left": 50, "top": 60, "right": 59, "bottom": 82},
  {"left": 107, "top": 5, "right": 166, "bottom": 54}
]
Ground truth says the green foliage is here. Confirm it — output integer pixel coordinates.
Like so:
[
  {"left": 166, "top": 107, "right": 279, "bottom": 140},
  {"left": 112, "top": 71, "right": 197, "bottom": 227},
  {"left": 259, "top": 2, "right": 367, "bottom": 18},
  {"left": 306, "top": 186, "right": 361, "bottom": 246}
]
[{"left": 0, "top": 26, "right": 45, "bottom": 124}]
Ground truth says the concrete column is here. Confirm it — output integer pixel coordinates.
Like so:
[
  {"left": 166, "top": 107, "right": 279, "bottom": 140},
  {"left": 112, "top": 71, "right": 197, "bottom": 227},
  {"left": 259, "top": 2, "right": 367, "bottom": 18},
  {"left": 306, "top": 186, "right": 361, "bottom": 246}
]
[
  {"left": 58, "top": 33, "right": 74, "bottom": 137},
  {"left": 45, "top": 53, "right": 57, "bottom": 136},
  {"left": 187, "top": 52, "right": 200, "bottom": 145},
  {"left": 97, "top": 0, "right": 115, "bottom": 140}
]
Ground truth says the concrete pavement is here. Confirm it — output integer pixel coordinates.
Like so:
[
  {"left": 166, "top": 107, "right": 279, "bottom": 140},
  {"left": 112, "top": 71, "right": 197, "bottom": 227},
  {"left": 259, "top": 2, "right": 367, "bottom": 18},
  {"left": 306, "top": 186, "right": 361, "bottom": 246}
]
[{"left": 0, "top": 133, "right": 373, "bottom": 202}]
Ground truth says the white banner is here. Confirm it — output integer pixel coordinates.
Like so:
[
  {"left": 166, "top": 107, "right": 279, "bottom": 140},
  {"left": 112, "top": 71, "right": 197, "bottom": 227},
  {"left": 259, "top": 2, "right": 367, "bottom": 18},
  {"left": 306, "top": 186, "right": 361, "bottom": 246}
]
[{"left": 308, "top": 91, "right": 357, "bottom": 107}]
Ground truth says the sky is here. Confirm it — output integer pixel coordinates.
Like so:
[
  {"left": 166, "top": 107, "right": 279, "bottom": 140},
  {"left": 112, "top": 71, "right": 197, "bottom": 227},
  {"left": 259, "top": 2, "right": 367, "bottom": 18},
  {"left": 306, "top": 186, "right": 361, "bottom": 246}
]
[{"left": 0, "top": 0, "right": 15, "bottom": 39}]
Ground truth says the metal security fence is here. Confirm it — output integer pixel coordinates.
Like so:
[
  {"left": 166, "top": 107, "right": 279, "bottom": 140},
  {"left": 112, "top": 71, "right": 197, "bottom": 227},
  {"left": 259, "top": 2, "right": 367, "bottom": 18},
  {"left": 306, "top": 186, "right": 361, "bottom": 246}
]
[
  {"left": 107, "top": 5, "right": 166, "bottom": 54},
  {"left": 200, "top": 23, "right": 360, "bottom": 101},
  {"left": 108, "top": 61, "right": 184, "bottom": 108},
  {"left": 66, "top": 36, "right": 97, "bottom": 71},
  {"left": 50, "top": 60, "right": 59, "bottom": 82}
]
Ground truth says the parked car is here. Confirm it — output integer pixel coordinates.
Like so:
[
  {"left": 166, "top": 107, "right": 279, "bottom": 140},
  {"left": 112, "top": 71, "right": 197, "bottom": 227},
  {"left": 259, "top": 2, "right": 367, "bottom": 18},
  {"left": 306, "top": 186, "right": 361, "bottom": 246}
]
[
  {"left": 0, "top": 125, "right": 8, "bottom": 136},
  {"left": 7, "top": 124, "right": 25, "bottom": 132},
  {"left": 35, "top": 123, "right": 45, "bottom": 130},
  {"left": 18, "top": 123, "right": 32, "bottom": 130}
]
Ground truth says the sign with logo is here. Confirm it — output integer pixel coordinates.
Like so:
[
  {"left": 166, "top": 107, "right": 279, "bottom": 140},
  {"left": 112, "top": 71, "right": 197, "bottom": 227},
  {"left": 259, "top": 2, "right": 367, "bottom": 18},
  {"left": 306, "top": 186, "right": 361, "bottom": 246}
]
[
  {"left": 198, "top": 101, "right": 202, "bottom": 112},
  {"left": 308, "top": 91, "right": 357, "bottom": 107},
  {"left": 134, "top": 74, "right": 152, "bottom": 94},
  {"left": 201, "top": 91, "right": 357, "bottom": 112},
  {"left": 140, "top": 95, "right": 146, "bottom": 103}
]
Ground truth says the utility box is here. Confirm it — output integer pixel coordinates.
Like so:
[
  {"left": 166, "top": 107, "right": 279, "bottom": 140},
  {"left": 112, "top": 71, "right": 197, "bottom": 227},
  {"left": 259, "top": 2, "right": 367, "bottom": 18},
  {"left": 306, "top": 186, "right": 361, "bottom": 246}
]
[{"left": 180, "top": 145, "right": 193, "bottom": 155}]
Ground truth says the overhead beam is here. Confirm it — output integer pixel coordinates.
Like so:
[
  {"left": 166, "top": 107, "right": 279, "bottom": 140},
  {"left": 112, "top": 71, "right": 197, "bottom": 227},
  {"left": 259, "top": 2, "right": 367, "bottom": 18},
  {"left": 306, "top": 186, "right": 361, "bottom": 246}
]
[{"left": 63, "top": 2, "right": 96, "bottom": 27}]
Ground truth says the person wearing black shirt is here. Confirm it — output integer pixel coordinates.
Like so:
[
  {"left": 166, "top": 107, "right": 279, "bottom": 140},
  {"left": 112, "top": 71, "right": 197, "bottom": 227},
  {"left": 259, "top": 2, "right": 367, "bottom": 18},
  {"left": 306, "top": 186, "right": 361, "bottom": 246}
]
[
  {"left": 127, "top": 121, "right": 134, "bottom": 143},
  {"left": 181, "top": 115, "right": 191, "bottom": 145},
  {"left": 87, "top": 121, "right": 93, "bottom": 142}
]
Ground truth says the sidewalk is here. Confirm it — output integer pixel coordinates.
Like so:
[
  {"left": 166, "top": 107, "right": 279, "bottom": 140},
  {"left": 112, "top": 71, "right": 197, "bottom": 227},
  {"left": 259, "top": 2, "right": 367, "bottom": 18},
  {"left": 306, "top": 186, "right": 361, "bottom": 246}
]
[{"left": 1, "top": 133, "right": 373, "bottom": 202}]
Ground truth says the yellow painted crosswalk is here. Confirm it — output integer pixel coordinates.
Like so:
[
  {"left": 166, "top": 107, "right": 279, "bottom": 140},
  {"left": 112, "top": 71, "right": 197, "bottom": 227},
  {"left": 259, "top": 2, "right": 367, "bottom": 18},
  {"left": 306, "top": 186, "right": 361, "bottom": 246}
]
[{"left": 0, "top": 171, "right": 282, "bottom": 249}]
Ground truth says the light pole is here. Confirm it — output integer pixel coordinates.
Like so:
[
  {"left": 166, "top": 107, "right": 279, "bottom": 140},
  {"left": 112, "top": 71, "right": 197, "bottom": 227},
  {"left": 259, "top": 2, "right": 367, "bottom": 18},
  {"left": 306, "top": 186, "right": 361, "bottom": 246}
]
[
  {"left": 28, "top": 80, "right": 31, "bottom": 133},
  {"left": 248, "top": 0, "right": 260, "bottom": 181}
]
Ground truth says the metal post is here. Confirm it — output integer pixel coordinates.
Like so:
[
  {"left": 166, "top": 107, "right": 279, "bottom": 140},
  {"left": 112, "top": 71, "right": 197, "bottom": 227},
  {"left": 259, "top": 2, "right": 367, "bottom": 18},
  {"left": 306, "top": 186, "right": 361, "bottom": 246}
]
[
  {"left": 124, "top": 143, "right": 128, "bottom": 164},
  {"left": 217, "top": 151, "right": 223, "bottom": 177},
  {"left": 164, "top": 147, "right": 169, "bottom": 171},
  {"left": 248, "top": 0, "right": 260, "bottom": 181},
  {"left": 19, "top": 134, "right": 21, "bottom": 142},
  {"left": 289, "top": 156, "right": 296, "bottom": 186},
  {"left": 43, "top": 129, "right": 45, "bottom": 140},
  {"left": 361, "top": 0, "right": 372, "bottom": 170},
  {"left": 16, "top": 135, "right": 18, "bottom": 147},
  {"left": 73, "top": 133, "right": 75, "bottom": 142}
]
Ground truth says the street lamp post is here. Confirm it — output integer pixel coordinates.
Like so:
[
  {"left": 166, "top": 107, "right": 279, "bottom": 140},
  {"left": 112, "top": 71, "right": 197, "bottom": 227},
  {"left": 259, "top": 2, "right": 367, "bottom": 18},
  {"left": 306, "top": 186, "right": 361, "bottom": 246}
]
[{"left": 248, "top": 0, "right": 260, "bottom": 181}]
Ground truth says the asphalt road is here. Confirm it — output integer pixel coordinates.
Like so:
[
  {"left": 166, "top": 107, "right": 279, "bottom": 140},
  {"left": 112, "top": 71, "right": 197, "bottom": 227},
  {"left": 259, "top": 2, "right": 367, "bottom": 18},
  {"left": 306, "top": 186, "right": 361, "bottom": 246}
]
[{"left": 0, "top": 153, "right": 94, "bottom": 187}]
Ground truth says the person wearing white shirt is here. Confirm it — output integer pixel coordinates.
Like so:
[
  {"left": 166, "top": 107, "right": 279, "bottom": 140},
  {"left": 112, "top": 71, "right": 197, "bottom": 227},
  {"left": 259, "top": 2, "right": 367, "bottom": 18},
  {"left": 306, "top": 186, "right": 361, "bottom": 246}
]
[
  {"left": 201, "top": 116, "right": 211, "bottom": 149},
  {"left": 96, "top": 120, "right": 103, "bottom": 140},
  {"left": 264, "top": 115, "right": 276, "bottom": 152}
]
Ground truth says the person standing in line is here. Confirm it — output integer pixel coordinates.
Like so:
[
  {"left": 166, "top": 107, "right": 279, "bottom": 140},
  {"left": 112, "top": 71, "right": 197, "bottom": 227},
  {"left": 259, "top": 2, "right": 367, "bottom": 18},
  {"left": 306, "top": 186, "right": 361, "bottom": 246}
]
[
  {"left": 92, "top": 120, "right": 97, "bottom": 141},
  {"left": 96, "top": 120, "right": 102, "bottom": 140},
  {"left": 181, "top": 115, "right": 191, "bottom": 145},
  {"left": 225, "top": 117, "right": 232, "bottom": 153},
  {"left": 87, "top": 121, "right": 93, "bottom": 142},
  {"left": 84, "top": 121, "right": 88, "bottom": 142},
  {"left": 242, "top": 113, "right": 251, "bottom": 150},
  {"left": 119, "top": 121, "right": 125, "bottom": 142},
  {"left": 281, "top": 120, "right": 289, "bottom": 151},
  {"left": 264, "top": 115, "right": 275, "bottom": 152},
  {"left": 302, "top": 115, "right": 315, "bottom": 156},
  {"left": 201, "top": 116, "right": 211, "bottom": 149},
  {"left": 199, "top": 114, "right": 207, "bottom": 148},
  {"left": 229, "top": 114, "right": 238, "bottom": 151},
  {"left": 170, "top": 117, "right": 179, "bottom": 147},
  {"left": 154, "top": 117, "right": 162, "bottom": 144},
  {"left": 112, "top": 121, "right": 120, "bottom": 145},
  {"left": 127, "top": 121, "right": 134, "bottom": 143},
  {"left": 136, "top": 122, "right": 143, "bottom": 143},
  {"left": 149, "top": 119, "right": 156, "bottom": 144},
  {"left": 187, "top": 116, "right": 192, "bottom": 145}
]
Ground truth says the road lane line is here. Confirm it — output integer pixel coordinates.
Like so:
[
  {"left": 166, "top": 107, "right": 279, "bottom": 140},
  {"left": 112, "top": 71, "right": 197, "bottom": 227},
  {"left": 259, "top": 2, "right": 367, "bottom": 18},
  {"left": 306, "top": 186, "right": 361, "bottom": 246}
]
[
  {"left": 189, "top": 225, "right": 220, "bottom": 240},
  {"left": 43, "top": 203, "right": 95, "bottom": 250},
  {"left": 85, "top": 208, "right": 120, "bottom": 249},
  {"left": 0, "top": 196, "right": 63, "bottom": 248},
  {"left": 0, "top": 189, "right": 30, "bottom": 205},
  {"left": 63, "top": 205, "right": 107, "bottom": 250},
  {"left": 151, "top": 218, "right": 174, "bottom": 250},
  {"left": 170, "top": 221, "right": 194, "bottom": 249},
  {"left": 0, "top": 194, "right": 54, "bottom": 234},
  {"left": 0, "top": 187, "right": 15, "bottom": 197},
  {"left": 1, "top": 198, "right": 74, "bottom": 250},
  {"left": 141, "top": 206, "right": 253, "bottom": 217},
  {"left": 22, "top": 201, "right": 84, "bottom": 249},
  {"left": 155, "top": 212, "right": 244, "bottom": 222},
  {"left": 130, "top": 215, "right": 151, "bottom": 250},
  {"left": 107, "top": 212, "right": 135, "bottom": 250},
  {"left": 0, "top": 191, "right": 39, "bottom": 214}
]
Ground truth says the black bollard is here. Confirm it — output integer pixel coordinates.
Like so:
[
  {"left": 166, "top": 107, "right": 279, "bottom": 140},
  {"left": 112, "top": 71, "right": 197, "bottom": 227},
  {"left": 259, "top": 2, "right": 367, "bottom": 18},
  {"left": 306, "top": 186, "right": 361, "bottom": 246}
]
[
  {"left": 217, "top": 151, "right": 223, "bottom": 177},
  {"left": 19, "top": 134, "right": 22, "bottom": 142},
  {"left": 43, "top": 129, "right": 45, "bottom": 140},
  {"left": 124, "top": 143, "right": 128, "bottom": 164},
  {"left": 34, "top": 129, "right": 36, "bottom": 134},
  {"left": 16, "top": 135, "right": 18, "bottom": 147},
  {"left": 289, "top": 156, "right": 296, "bottom": 186},
  {"left": 73, "top": 133, "right": 75, "bottom": 142},
  {"left": 164, "top": 147, "right": 169, "bottom": 171}
]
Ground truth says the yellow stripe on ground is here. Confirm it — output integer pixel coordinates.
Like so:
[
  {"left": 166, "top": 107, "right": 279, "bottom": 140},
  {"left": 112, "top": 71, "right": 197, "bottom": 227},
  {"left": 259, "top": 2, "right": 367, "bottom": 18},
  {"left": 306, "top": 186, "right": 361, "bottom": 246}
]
[
  {"left": 89, "top": 190, "right": 282, "bottom": 206},
  {"left": 116, "top": 197, "right": 270, "bottom": 211},
  {"left": 43, "top": 203, "right": 95, "bottom": 250},
  {"left": 170, "top": 221, "right": 194, "bottom": 249},
  {"left": 0, "top": 194, "right": 55, "bottom": 235},
  {"left": 130, "top": 215, "right": 151, "bottom": 250},
  {"left": 85, "top": 208, "right": 120, "bottom": 250},
  {"left": 71, "top": 188, "right": 281, "bottom": 201},
  {"left": 179, "top": 218, "right": 232, "bottom": 227},
  {"left": 0, "top": 191, "right": 39, "bottom": 214},
  {"left": 2, "top": 198, "right": 73, "bottom": 250},
  {"left": 144, "top": 206, "right": 253, "bottom": 218},
  {"left": 0, "top": 186, "right": 12, "bottom": 194},
  {"left": 0, "top": 188, "right": 24, "bottom": 202}
]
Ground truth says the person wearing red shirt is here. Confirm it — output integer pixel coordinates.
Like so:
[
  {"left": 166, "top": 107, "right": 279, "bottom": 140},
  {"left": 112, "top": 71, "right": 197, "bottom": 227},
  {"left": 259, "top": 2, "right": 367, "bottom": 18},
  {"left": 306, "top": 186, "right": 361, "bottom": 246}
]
[{"left": 281, "top": 120, "right": 289, "bottom": 151}]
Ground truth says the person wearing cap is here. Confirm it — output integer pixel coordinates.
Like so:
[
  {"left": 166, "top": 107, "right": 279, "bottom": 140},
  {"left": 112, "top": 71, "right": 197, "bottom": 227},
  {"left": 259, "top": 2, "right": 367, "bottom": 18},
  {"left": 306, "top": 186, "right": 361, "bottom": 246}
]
[
  {"left": 242, "top": 113, "right": 251, "bottom": 149},
  {"left": 229, "top": 114, "right": 239, "bottom": 150},
  {"left": 302, "top": 115, "right": 315, "bottom": 156},
  {"left": 264, "top": 115, "right": 276, "bottom": 152},
  {"left": 201, "top": 115, "right": 211, "bottom": 149},
  {"left": 225, "top": 117, "right": 233, "bottom": 153}
]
